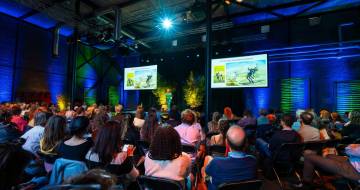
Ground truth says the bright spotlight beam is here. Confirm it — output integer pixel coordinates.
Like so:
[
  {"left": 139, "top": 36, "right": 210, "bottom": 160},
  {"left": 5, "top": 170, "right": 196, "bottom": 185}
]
[{"left": 161, "top": 18, "right": 173, "bottom": 30}]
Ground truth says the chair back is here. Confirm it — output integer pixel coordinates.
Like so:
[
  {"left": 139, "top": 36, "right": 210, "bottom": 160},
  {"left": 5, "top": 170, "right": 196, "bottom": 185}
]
[
  {"left": 209, "top": 145, "right": 226, "bottom": 157},
  {"left": 272, "top": 142, "right": 303, "bottom": 168},
  {"left": 303, "top": 140, "right": 326, "bottom": 153},
  {"left": 138, "top": 175, "right": 183, "bottom": 190},
  {"left": 49, "top": 158, "right": 88, "bottom": 185},
  {"left": 218, "top": 179, "right": 262, "bottom": 190}
]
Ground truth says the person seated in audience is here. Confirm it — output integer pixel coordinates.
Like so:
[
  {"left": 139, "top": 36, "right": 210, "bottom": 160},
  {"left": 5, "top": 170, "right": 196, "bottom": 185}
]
[
  {"left": 21, "top": 112, "right": 48, "bottom": 155},
  {"left": 112, "top": 104, "right": 124, "bottom": 122},
  {"left": 0, "top": 142, "right": 32, "bottom": 190},
  {"left": 40, "top": 115, "right": 66, "bottom": 155},
  {"left": 64, "top": 169, "right": 117, "bottom": 190},
  {"left": 318, "top": 110, "right": 335, "bottom": 140},
  {"left": 342, "top": 110, "right": 360, "bottom": 140},
  {"left": 191, "top": 141, "right": 209, "bottom": 189},
  {"left": 207, "top": 112, "right": 221, "bottom": 133},
  {"left": 222, "top": 107, "right": 238, "bottom": 120},
  {"left": 257, "top": 109, "right": 269, "bottom": 126},
  {"left": 0, "top": 110, "right": 21, "bottom": 143},
  {"left": 205, "top": 125, "right": 257, "bottom": 190},
  {"left": 133, "top": 105, "right": 145, "bottom": 129},
  {"left": 90, "top": 111, "right": 109, "bottom": 140},
  {"left": 237, "top": 109, "right": 256, "bottom": 128},
  {"left": 166, "top": 110, "right": 181, "bottom": 128},
  {"left": 301, "top": 144, "right": 360, "bottom": 188},
  {"left": 292, "top": 109, "right": 305, "bottom": 131},
  {"left": 266, "top": 109, "right": 277, "bottom": 125},
  {"left": 140, "top": 107, "right": 159, "bottom": 143},
  {"left": 209, "top": 119, "right": 230, "bottom": 146},
  {"left": 298, "top": 112, "right": 320, "bottom": 142},
  {"left": 86, "top": 120, "right": 139, "bottom": 181},
  {"left": 57, "top": 116, "right": 92, "bottom": 161},
  {"left": 306, "top": 108, "right": 319, "bottom": 128},
  {"left": 175, "top": 109, "right": 203, "bottom": 146},
  {"left": 343, "top": 111, "right": 350, "bottom": 123},
  {"left": 331, "top": 112, "right": 344, "bottom": 130},
  {"left": 10, "top": 105, "right": 28, "bottom": 133},
  {"left": 145, "top": 126, "right": 191, "bottom": 186}
]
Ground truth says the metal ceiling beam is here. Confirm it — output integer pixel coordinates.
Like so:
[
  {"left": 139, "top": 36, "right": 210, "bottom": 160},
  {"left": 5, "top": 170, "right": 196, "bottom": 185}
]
[
  {"left": 237, "top": 1, "right": 286, "bottom": 19},
  {"left": 83, "top": 0, "right": 143, "bottom": 19},
  {"left": 18, "top": 9, "right": 39, "bottom": 19},
  {"left": 291, "top": 0, "right": 329, "bottom": 17}
]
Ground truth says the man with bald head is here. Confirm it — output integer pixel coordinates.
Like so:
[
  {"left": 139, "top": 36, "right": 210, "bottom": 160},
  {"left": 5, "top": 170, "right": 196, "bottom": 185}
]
[{"left": 205, "top": 125, "right": 257, "bottom": 190}]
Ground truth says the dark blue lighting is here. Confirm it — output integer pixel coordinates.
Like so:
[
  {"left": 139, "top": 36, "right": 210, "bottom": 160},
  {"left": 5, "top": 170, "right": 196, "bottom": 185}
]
[
  {"left": 307, "top": 0, "right": 360, "bottom": 14},
  {"left": 233, "top": 12, "right": 278, "bottom": 25},
  {"left": 0, "top": 0, "right": 31, "bottom": 18},
  {"left": 59, "top": 25, "right": 74, "bottom": 36},
  {"left": 273, "top": 2, "right": 319, "bottom": 16},
  {"left": 0, "top": 66, "right": 13, "bottom": 102},
  {"left": 24, "top": 12, "right": 57, "bottom": 29}
]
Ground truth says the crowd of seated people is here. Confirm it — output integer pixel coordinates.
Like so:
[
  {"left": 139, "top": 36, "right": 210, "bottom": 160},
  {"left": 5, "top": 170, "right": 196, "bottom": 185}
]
[{"left": 1, "top": 101, "right": 360, "bottom": 190}]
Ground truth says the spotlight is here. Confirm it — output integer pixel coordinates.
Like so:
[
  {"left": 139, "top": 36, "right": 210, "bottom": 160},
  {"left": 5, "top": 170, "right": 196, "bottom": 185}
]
[
  {"left": 196, "top": 54, "right": 200, "bottom": 58},
  {"left": 161, "top": 18, "right": 173, "bottom": 30},
  {"left": 224, "top": 0, "right": 231, "bottom": 5},
  {"left": 236, "top": 0, "right": 243, "bottom": 3}
]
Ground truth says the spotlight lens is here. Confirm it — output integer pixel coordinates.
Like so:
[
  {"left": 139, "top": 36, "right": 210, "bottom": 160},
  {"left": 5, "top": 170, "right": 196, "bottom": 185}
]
[{"left": 162, "top": 18, "right": 172, "bottom": 29}]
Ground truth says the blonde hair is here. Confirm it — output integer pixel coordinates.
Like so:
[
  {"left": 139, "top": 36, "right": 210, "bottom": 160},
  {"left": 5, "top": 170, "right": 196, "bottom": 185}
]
[
  {"left": 115, "top": 104, "right": 123, "bottom": 113},
  {"left": 181, "top": 109, "right": 196, "bottom": 125}
]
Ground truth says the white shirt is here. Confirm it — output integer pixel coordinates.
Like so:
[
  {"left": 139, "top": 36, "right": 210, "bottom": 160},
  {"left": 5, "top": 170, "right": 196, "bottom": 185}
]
[
  {"left": 175, "top": 123, "right": 202, "bottom": 145},
  {"left": 21, "top": 125, "right": 44, "bottom": 154},
  {"left": 145, "top": 152, "right": 191, "bottom": 181}
]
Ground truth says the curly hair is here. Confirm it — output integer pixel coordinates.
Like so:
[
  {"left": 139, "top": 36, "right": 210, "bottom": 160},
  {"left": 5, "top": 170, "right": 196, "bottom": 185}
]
[{"left": 149, "top": 126, "right": 182, "bottom": 160}]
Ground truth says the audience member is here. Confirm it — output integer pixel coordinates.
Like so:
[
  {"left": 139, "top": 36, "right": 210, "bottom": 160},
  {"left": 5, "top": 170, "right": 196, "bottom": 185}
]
[
  {"left": 57, "top": 116, "right": 92, "bottom": 161},
  {"left": 86, "top": 120, "right": 139, "bottom": 181},
  {"left": 298, "top": 112, "right": 320, "bottom": 142},
  {"left": 64, "top": 169, "right": 117, "bottom": 190},
  {"left": 145, "top": 126, "right": 191, "bottom": 184},
  {"left": 21, "top": 112, "right": 48, "bottom": 154},
  {"left": 292, "top": 109, "right": 305, "bottom": 131},
  {"left": 206, "top": 125, "right": 257, "bottom": 190},
  {"left": 0, "top": 110, "right": 21, "bottom": 143},
  {"left": 257, "top": 109, "right": 269, "bottom": 125},
  {"left": 237, "top": 110, "right": 256, "bottom": 127},
  {"left": 166, "top": 110, "right": 181, "bottom": 128},
  {"left": 11, "top": 105, "right": 28, "bottom": 133},
  {"left": 175, "top": 109, "right": 203, "bottom": 145},
  {"left": 223, "top": 107, "right": 237, "bottom": 120},
  {"left": 266, "top": 109, "right": 277, "bottom": 125},
  {"left": 133, "top": 106, "right": 145, "bottom": 129},
  {"left": 209, "top": 119, "right": 230, "bottom": 146},
  {"left": 207, "top": 112, "right": 221, "bottom": 133},
  {"left": 140, "top": 107, "right": 159, "bottom": 143},
  {"left": 342, "top": 110, "right": 360, "bottom": 140},
  {"left": 0, "top": 142, "right": 32, "bottom": 190},
  {"left": 40, "top": 115, "right": 66, "bottom": 155},
  {"left": 331, "top": 111, "right": 344, "bottom": 130}
]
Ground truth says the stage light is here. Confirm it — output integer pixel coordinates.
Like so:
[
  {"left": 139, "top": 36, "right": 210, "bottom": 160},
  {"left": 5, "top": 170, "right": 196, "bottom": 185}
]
[
  {"left": 161, "top": 18, "right": 173, "bottom": 29},
  {"left": 236, "top": 0, "right": 243, "bottom": 3},
  {"left": 224, "top": 0, "right": 231, "bottom": 5}
]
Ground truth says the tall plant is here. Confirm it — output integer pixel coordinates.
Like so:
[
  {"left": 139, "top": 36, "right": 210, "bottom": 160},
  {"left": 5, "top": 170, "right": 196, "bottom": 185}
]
[{"left": 184, "top": 71, "right": 205, "bottom": 109}]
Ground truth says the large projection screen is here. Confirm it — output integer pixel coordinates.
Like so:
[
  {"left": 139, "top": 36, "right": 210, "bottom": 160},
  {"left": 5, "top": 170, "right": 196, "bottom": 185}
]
[
  {"left": 211, "top": 54, "right": 268, "bottom": 88},
  {"left": 124, "top": 65, "right": 157, "bottom": 90}
]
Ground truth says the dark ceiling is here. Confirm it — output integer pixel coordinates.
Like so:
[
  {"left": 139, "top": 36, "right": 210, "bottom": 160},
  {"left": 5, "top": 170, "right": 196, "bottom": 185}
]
[{"left": 4, "top": 0, "right": 360, "bottom": 53}]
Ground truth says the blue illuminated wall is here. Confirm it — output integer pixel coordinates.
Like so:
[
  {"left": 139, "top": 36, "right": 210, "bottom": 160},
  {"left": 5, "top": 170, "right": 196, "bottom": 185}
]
[{"left": 0, "top": 13, "right": 69, "bottom": 103}]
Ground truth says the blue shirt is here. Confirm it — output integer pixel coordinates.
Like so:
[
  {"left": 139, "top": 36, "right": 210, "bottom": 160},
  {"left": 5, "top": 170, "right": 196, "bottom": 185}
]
[
  {"left": 205, "top": 151, "right": 257, "bottom": 190},
  {"left": 257, "top": 116, "right": 269, "bottom": 126}
]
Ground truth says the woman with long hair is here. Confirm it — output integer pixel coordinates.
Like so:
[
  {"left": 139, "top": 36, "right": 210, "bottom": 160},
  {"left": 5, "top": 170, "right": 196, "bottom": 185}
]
[
  {"left": 210, "top": 119, "right": 230, "bottom": 146},
  {"left": 86, "top": 120, "right": 139, "bottom": 180},
  {"left": 140, "top": 107, "right": 159, "bottom": 143},
  {"left": 145, "top": 126, "right": 191, "bottom": 185},
  {"left": 40, "top": 115, "right": 66, "bottom": 155}
]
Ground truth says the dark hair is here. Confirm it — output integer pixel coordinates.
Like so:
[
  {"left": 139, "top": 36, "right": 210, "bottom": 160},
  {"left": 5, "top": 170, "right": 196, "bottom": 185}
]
[
  {"left": 93, "top": 120, "right": 126, "bottom": 165},
  {"left": 0, "top": 143, "right": 32, "bottom": 189},
  {"left": 141, "top": 108, "right": 158, "bottom": 143},
  {"left": 0, "top": 110, "right": 12, "bottom": 124},
  {"left": 42, "top": 115, "right": 66, "bottom": 152},
  {"left": 34, "top": 112, "right": 47, "bottom": 126},
  {"left": 65, "top": 169, "right": 117, "bottom": 190},
  {"left": 149, "top": 126, "right": 182, "bottom": 160},
  {"left": 243, "top": 110, "right": 253, "bottom": 117},
  {"left": 11, "top": 106, "right": 22, "bottom": 116},
  {"left": 281, "top": 114, "right": 293, "bottom": 127},
  {"left": 219, "top": 119, "right": 230, "bottom": 138},
  {"left": 259, "top": 109, "right": 267, "bottom": 116},
  {"left": 300, "top": 112, "right": 314, "bottom": 125},
  {"left": 70, "top": 116, "right": 90, "bottom": 137}
]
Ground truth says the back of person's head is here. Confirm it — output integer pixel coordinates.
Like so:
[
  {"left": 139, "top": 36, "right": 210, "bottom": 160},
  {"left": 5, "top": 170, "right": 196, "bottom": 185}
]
[
  {"left": 331, "top": 112, "right": 342, "bottom": 122},
  {"left": 91, "top": 112, "right": 110, "bottom": 132},
  {"left": 75, "top": 106, "right": 85, "bottom": 115},
  {"left": 34, "top": 111, "right": 47, "bottom": 126},
  {"left": 259, "top": 109, "right": 267, "bottom": 116},
  {"left": 42, "top": 115, "right": 66, "bottom": 151},
  {"left": 94, "top": 120, "right": 126, "bottom": 164},
  {"left": 115, "top": 104, "right": 123, "bottom": 113},
  {"left": 65, "top": 169, "right": 117, "bottom": 190},
  {"left": 149, "top": 126, "right": 181, "bottom": 160},
  {"left": 212, "top": 112, "right": 221, "bottom": 122},
  {"left": 224, "top": 107, "right": 233, "bottom": 119},
  {"left": 0, "top": 143, "right": 32, "bottom": 189},
  {"left": 145, "top": 107, "right": 158, "bottom": 126},
  {"left": 226, "top": 125, "right": 246, "bottom": 152},
  {"left": 268, "top": 108, "right": 275, "bottom": 114},
  {"left": 135, "top": 106, "right": 145, "bottom": 119},
  {"left": 243, "top": 110, "right": 253, "bottom": 117},
  {"left": 281, "top": 114, "right": 293, "bottom": 127},
  {"left": 296, "top": 109, "right": 305, "bottom": 119},
  {"left": 218, "top": 119, "right": 230, "bottom": 138},
  {"left": 320, "top": 109, "right": 330, "bottom": 120},
  {"left": 350, "top": 110, "right": 360, "bottom": 126},
  {"left": 70, "top": 116, "right": 90, "bottom": 138},
  {"left": 11, "top": 106, "right": 22, "bottom": 116},
  {"left": 0, "top": 110, "right": 12, "bottom": 124},
  {"left": 300, "top": 112, "right": 314, "bottom": 125},
  {"left": 181, "top": 109, "right": 196, "bottom": 125}
]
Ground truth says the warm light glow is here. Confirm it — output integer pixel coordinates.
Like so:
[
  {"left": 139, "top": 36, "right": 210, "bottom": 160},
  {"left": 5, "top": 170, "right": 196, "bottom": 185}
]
[
  {"left": 236, "top": 0, "right": 243, "bottom": 3},
  {"left": 57, "top": 95, "right": 66, "bottom": 111},
  {"left": 224, "top": 0, "right": 231, "bottom": 5},
  {"left": 162, "top": 18, "right": 173, "bottom": 29}
]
